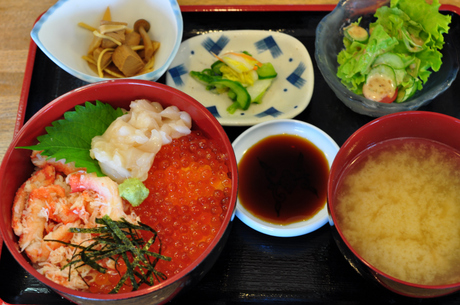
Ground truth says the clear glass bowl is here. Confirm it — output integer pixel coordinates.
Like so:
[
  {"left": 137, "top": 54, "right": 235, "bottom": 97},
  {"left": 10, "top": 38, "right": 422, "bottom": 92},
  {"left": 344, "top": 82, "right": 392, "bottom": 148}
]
[{"left": 315, "top": 0, "right": 459, "bottom": 117}]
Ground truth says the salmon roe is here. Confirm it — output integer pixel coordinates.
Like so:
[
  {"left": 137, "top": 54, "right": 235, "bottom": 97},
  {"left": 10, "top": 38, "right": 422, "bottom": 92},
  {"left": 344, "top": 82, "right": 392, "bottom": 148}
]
[
  {"left": 86, "top": 259, "right": 132, "bottom": 294},
  {"left": 134, "top": 130, "right": 232, "bottom": 278}
]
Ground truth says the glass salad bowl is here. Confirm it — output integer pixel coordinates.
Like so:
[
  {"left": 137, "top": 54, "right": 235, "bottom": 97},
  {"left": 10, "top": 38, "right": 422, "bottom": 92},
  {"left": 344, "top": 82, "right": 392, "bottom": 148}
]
[{"left": 315, "top": 0, "right": 459, "bottom": 117}]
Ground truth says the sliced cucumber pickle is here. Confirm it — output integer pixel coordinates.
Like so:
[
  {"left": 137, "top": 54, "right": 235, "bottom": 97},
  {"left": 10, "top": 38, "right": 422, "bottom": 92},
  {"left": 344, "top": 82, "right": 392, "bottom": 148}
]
[
  {"left": 247, "top": 79, "right": 273, "bottom": 103},
  {"left": 211, "top": 60, "right": 225, "bottom": 76},
  {"left": 257, "top": 62, "right": 278, "bottom": 79},
  {"left": 211, "top": 79, "right": 251, "bottom": 110}
]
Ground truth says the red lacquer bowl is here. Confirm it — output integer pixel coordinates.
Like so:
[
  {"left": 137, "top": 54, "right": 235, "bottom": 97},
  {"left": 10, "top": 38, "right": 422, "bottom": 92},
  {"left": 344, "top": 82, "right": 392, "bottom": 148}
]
[
  {"left": 0, "top": 79, "right": 238, "bottom": 305},
  {"left": 327, "top": 111, "right": 460, "bottom": 298}
]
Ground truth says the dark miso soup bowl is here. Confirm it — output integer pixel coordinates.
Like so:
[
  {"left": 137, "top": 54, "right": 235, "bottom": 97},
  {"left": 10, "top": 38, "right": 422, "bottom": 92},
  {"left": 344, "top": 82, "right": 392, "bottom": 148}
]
[
  {"left": 327, "top": 111, "right": 460, "bottom": 298},
  {"left": 0, "top": 79, "right": 238, "bottom": 305}
]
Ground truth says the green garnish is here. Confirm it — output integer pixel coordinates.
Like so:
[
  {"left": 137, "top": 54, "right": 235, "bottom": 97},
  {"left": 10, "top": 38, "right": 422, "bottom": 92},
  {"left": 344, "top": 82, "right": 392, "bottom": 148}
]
[
  {"left": 45, "top": 215, "right": 170, "bottom": 293},
  {"left": 189, "top": 51, "right": 277, "bottom": 114},
  {"left": 119, "top": 177, "right": 150, "bottom": 207},
  {"left": 17, "top": 100, "right": 124, "bottom": 176}
]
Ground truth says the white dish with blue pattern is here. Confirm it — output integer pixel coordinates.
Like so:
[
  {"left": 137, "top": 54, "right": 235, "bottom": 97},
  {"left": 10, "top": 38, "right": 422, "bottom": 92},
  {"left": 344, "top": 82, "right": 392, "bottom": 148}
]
[
  {"left": 166, "top": 30, "right": 314, "bottom": 126},
  {"left": 30, "top": 0, "right": 183, "bottom": 83}
]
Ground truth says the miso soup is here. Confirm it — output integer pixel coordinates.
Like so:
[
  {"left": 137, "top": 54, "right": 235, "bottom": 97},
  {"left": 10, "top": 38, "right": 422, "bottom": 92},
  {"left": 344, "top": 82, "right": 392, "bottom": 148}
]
[{"left": 334, "top": 137, "right": 460, "bottom": 285}]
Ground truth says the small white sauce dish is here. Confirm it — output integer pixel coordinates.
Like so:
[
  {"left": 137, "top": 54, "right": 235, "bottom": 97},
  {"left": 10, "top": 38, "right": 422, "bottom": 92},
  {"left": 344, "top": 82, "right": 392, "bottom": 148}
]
[
  {"left": 232, "top": 119, "right": 340, "bottom": 237},
  {"left": 30, "top": 0, "right": 183, "bottom": 83}
]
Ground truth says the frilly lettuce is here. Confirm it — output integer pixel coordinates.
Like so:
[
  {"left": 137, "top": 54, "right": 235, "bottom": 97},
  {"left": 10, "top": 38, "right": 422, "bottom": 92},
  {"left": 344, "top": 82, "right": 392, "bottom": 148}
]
[
  {"left": 337, "top": 0, "right": 451, "bottom": 102},
  {"left": 338, "top": 23, "right": 398, "bottom": 95}
]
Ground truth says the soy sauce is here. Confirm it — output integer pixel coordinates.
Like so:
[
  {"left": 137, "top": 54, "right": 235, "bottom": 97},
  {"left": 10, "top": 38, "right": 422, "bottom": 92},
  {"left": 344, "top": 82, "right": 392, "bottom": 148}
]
[{"left": 238, "top": 134, "right": 329, "bottom": 225}]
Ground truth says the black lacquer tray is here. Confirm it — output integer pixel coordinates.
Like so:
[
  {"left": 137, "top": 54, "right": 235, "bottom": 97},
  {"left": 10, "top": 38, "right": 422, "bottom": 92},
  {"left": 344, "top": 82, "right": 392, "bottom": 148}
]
[{"left": 2, "top": 6, "right": 460, "bottom": 305}]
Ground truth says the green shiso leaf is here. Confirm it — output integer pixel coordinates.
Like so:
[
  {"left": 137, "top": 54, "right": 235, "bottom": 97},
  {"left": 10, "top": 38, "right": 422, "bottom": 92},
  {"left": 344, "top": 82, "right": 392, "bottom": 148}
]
[{"left": 16, "top": 100, "right": 124, "bottom": 176}]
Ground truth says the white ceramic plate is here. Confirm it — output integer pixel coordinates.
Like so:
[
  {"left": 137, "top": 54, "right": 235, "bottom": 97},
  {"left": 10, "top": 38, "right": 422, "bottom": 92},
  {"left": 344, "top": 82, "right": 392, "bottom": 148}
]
[
  {"left": 166, "top": 30, "right": 314, "bottom": 126},
  {"left": 30, "top": 0, "right": 183, "bottom": 83},
  {"left": 232, "top": 119, "right": 340, "bottom": 237}
]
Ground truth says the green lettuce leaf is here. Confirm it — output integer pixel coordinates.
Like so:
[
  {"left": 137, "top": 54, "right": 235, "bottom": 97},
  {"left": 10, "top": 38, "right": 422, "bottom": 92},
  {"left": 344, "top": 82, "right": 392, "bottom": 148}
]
[
  {"left": 392, "top": 0, "right": 450, "bottom": 49},
  {"left": 17, "top": 100, "right": 124, "bottom": 176},
  {"left": 337, "top": 24, "right": 398, "bottom": 92}
]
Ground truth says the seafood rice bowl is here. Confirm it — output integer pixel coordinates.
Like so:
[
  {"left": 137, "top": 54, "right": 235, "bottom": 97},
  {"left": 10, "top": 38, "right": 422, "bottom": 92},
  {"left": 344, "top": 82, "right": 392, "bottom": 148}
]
[{"left": 0, "top": 80, "right": 238, "bottom": 304}]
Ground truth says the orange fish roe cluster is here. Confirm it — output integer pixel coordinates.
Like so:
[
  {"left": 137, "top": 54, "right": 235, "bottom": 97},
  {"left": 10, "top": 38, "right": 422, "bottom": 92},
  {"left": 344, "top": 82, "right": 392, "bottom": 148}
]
[
  {"left": 134, "top": 130, "right": 232, "bottom": 278},
  {"left": 86, "top": 259, "right": 131, "bottom": 294}
]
